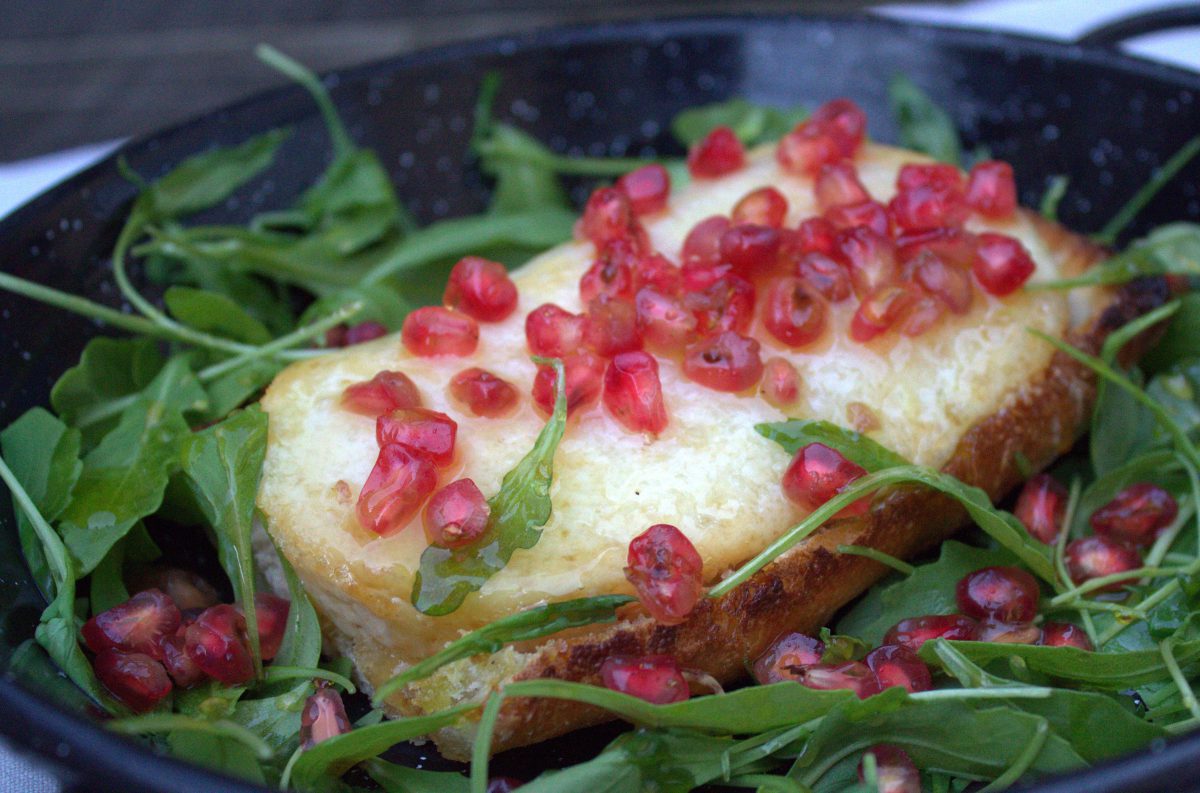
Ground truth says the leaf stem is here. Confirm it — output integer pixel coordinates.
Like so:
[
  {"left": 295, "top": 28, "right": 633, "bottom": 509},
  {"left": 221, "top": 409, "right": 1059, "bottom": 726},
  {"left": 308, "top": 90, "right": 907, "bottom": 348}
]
[
  {"left": 0, "top": 453, "right": 72, "bottom": 604},
  {"left": 470, "top": 692, "right": 506, "bottom": 793},
  {"left": 977, "top": 719, "right": 1049, "bottom": 793},
  {"left": 1096, "top": 135, "right": 1200, "bottom": 245},
  {"left": 262, "top": 665, "right": 356, "bottom": 693},
  {"left": 1048, "top": 565, "right": 1187, "bottom": 606},
  {"left": 256, "top": 45, "right": 353, "bottom": 159},
  {"left": 107, "top": 714, "right": 274, "bottom": 760},
  {"left": 1160, "top": 639, "right": 1200, "bottom": 721},
  {"left": 835, "top": 544, "right": 915, "bottom": 576}
]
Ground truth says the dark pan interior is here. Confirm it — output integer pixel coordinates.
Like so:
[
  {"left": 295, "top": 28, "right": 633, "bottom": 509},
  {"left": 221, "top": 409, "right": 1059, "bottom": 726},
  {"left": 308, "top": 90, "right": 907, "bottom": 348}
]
[{"left": 2, "top": 13, "right": 1200, "bottom": 793}]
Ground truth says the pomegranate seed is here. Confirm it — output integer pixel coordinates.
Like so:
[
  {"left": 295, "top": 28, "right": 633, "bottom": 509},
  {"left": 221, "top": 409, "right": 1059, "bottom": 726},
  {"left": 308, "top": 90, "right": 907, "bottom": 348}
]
[
  {"left": 826, "top": 200, "right": 890, "bottom": 236},
  {"left": 838, "top": 227, "right": 898, "bottom": 297},
  {"left": 1014, "top": 474, "right": 1068, "bottom": 544},
  {"left": 810, "top": 98, "right": 867, "bottom": 154},
  {"left": 681, "top": 261, "right": 735, "bottom": 293},
  {"left": 891, "top": 163, "right": 968, "bottom": 232},
  {"left": 956, "top": 566, "right": 1040, "bottom": 623},
  {"left": 884, "top": 614, "right": 979, "bottom": 651},
  {"left": 300, "top": 683, "right": 352, "bottom": 749},
  {"left": 250, "top": 593, "right": 290, "bottom": 661},
  {"left": 685, "top": 274, "right": 756, "bottom": 335},
  {"left": 486, "top": 779, "right": 523, "bottom": 793},
  {"left": 682, "top": 331, "right": 764, "bottom": 392},
  {"left": 972, "top": 233, "right": 1036, "bottom": 296},
  {"left": 579, "top": 186, "right": 637, "bottom": 248},
  {"left": 782, "top": 442, "right": 869, "bottom": 515},
  {"left": 131, "top": 567, "right": 220, "bottom": 612},
  {"left": 898, "top": 296, "right": 944, "bottom": 337},
  {"left": 625, "top": 523, "right": 703, "bottom": 624},
  {"left": 760, "top": 356, "right": 801, "bottom": 408},
  {"left": 912, "top": 251, "right": 973, "bottom": 314},
  {"left": 343, "top": 321, "right": 388, "bottom": 346},
  {"left": 815, "top": 161, "right": 870, "bottom": 210},
  {"left": 865, "top": 645, "right": 932, "bottom": 693},
  {"left": 531, "top": 353, "right": 605, "bottom": 415},
  {"left": 580, "top": 239, "right": 638, "bottom": 303},
  {"left": 583, "top": 296, "right": 643, "bottom": 357},
  {"left": 681, "top": 215, "right": 732, "bottom": 270},
  {"left": 603, "top": 352, "right": 668, "bottom": 435},
  {"left": 376, "top": 408, "right": 457, "bottom": 468},
  {"left": 719, "top": 224, "right": 782, "bottom": 275},
  {"left": 687, "top": 126, "right": 745, "bottom": 178},
  {"left": 341, "top": 370, "right": 423, "bottom": 418},
  {"left": 449, "top": 367, "right": 519, "bottom": 418},
  {"left": 794, "top": 251, "right": 853, "bottom": 302},
  {"left": 777, "top": 100, "right": 866, "bottom": 174},
  {"left": 733, "top": 187, "right": 789, "bottom": 228},
  {"left": 443, "top": 256, "right": 518, "bottom": 323},
  {"left": 633, "top": 253, "right": 683, "bottom": 295},
  {"left": 859, "top": 745, "right": 920, "bottom": 793},
  {"left": 1065, "top": 536, "right": 1142, "bottom": 591},
  {"left": 1040, "top": 622, "right": 1094, "bottom": 650},
  {"left": 324, "top": 325, "right": 348, "bottom": 347},
  {"left": 185, "top": 604, "right": 255, "bottom": 685},
  {"left": 966, "top": 160, "right": 1017, "bottom": 219},
  {"left": 600, "top": 655, "right": 690, "bottom": 704},
  {"left": 977, "top": 621, "right": 1042, "bottom": 644},
  {"left": 161, "top": 630, "right": 205, "bottom": 688},
  {"left": 423, "top": 479, "right": 491, "bottom": 548},
  {"left": 1090, "top": 483, "right": 1179, "bottom": 547},
  {"left": 525, "top": 303, "right": 585, "bottom": 358},
  {"left": 752, "top": 633, "right": 825, "bottom": 684},
  {"left": 851, "top": 285, "right": 920, "bottom": 343},
  {"left": 764, "top": 277, "right": 827, "bottom": 347},
  {"left": 895, "top": 227, "right": 978, "bottom": 270},
  {"left": 93, "top": 649, "right": 172, "bottom": 713},
  {"left": 356, "top": 444, "right": 439, "bottom": 536},
  {"left": 616, "top": 164, "right": 671, "bottom": 215},
  {"left": 82, "top": 589, "right": 181, "bottom": 661},
  {"left": 635, "top": 288, "right": 697, "bottom": 354},
  {"left": 800, "top": 661, "right": 880, "bottom": 699},
  {"left": 401, "top": 306, "right": 479, "bottom": 357},
  {"left": 794, "top": 217, "right": 838, "bottom": 256}
]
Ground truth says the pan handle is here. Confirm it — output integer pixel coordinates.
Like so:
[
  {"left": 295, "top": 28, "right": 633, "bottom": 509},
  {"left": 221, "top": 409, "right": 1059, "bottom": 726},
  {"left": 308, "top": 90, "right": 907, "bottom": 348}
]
[{"left": 1075, "top": 5, "right": 1200, "bottom": 47}]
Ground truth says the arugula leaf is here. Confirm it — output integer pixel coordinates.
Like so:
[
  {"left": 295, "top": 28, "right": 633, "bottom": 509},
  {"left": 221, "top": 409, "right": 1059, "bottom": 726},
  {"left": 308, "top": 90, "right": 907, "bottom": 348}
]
[
  {"left": 367, "top": 760, "right": 469, "bottom": 793},
  {"left": 887, "top": 74, "right": 961, "bottom": 166},
  {"left": 89, "top": 536, "right": 129, "bottom": 615},
  {"left": 1029, "top": 222, "right": 1200, "bottom": 290},
  {"left": 412, "top": 358, "right": 568, "bottom": 615},
  {"left": 180, "top": 405, "right": 269, "bottom": 670},
  {"left": 164, "top": 286, "right": 272, "bottom": 345},
  {"left": 50, "top": 337, "right": 165, "bottom": 444},
  {"left": 168, "top": 730, "right": 269, "bottom": 784},
  {"left": 1145, "top": 294, "right": 1200, "bottom": 374},
  {"left": 373, "top": 594, "right": 633, "bottom": 704},
  {"left": 670, "top": 98, "right": 808, "bottom": 147},
  {"left": 203, "top": 359, "right": 281, "bottom": 420},
  {"left": 59, "top": 357, "right": 206, "bottom": 573},
  {"left": 755, "top": 419, "right": 910, "bottom": 472},
  {"left": 476, "top": 124, "right": 570, "bottom": 215},
  {"left": 6, "top": 641, "right": 98, "bottom": 715},
  {"left": 1040, "top": 175, "right": 1069, "bottom": 221}
]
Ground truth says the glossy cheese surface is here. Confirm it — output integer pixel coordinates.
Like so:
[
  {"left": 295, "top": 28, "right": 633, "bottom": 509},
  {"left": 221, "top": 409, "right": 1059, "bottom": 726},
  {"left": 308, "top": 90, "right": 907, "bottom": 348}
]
[{"left": 256, "top": 142, "right": 1099, "bottom": 673}]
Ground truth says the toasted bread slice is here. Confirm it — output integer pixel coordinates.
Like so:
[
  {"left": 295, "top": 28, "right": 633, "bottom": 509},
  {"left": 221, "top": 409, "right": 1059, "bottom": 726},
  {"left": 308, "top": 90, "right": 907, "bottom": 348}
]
[{"left": 255, "top": 141, "right": 1159, "bottom": 759}]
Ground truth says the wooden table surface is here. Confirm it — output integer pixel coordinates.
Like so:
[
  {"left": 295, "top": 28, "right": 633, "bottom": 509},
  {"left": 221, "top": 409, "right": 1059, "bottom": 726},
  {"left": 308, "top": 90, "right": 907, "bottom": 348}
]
[{"left": 0, "top": 1, "right": 904, "bottom": 162}]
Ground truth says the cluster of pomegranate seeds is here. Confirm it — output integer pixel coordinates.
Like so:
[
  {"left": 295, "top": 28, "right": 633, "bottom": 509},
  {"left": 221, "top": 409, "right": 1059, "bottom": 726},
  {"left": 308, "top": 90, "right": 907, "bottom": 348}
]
[
  {"left": 884, "top": 614, "right": 979, "bottom": 650},
  {"left": 443, "top": 256, "right": 519, "bottom": 322},
  {"left": 859, "top": 745, "right": 921, "bottom": 793},
  {"left": 777, "top": 99, "right": 866, "bottom": 174},
  {"left": 448, "top": 367, "right": 518, "bottom": 418},
  {"left": 687, "top": 126, "right": 746, "bottom": 178},
  {"left": 624, "top": 523, "right": 704, "bottom": 625},
  {"left": 340, "top": 370, "right": 422, "bottom": 417},
  {"left": 401, "top": 306, "right": 480, "bottom": 357},
  {"left": 423, "top": 478, "right": 491, "bottom": 548},
  {"left": 753, "top": 631, "right": 929, "bottom": 700},
  {"left": 600, "top": 654, "right": 690, "bottom": 704},
  {"left": 781, "top": 442, "right": 869, "bottom": 516},
  {"left": 300, "top": 682, "right": 352, "bottom": 749}
]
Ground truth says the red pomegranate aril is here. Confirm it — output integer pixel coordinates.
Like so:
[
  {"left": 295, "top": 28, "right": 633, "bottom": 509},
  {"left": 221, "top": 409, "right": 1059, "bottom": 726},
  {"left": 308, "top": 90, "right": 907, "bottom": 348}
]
[
  {"left": 401, "top": 306, "right": 479, "bottom": 357},
  {"left": 681, "top": 215, "right": 732, "bottom": 270},
  {"left": 616, "top": 163, "right": 671, "bottom": 215},
  {"left": 251, "top": 593, "right": 290, "bottom": 661},
  {"left": 185, "top": 604, "right": 255, "bottom": 685},
  {"left": 1040, "top": 622, "right": 1094, "bottom": 651},
  {"left": 300, "top": 683, "right": 352, "bottom": 749},
  {"left": 966, "top": 160, "right": 1018, "bottom": 219},
  {"left": 956, "top": 566, "right": 1040, "bottom": 623},
  {"left": 449, "top": 368, "right": 519, "bottom": 418},
  {"left": 633, "top": 253, "right": 683, "bottom": 295},
  {"left": 636, "top": 288, "right": 697, "bottom": 354},
  {"left": 810, "top": 98, "right": 868, "bottom": 154},
  {"left": 525, "top": 303, "right": 585, "bottom": 358},
  {"left": 443, "top": 256, "right": 518, "bottom": 322},
  {"left": 719, "top": 223, "right": 782, "bottom": 275},
  {"left": 341, "top": 370, "right": 422, "bottom": 418},
  {"left": 424, "top": 479, "right": 490, "bottom": 548},
  {"left": 580, "top": 239, "right": 638, "bottom": 303},
  {"left": 884, "top": 614, "right": 979, "bottom": 652},
  {"left": 794, "top": 217, "right": 839, "bottom": 256},
  {"left": 777, "top": 100, "right": 866, "bottom": 174},
  {"left": 826, "top": 200, "right": 890, "bottom": 236},
  {"left": 1090, "top": 483, "right": 1179, "bottom": 547},
  {"left": 764, "top": 277, "right": 827, "bottom": 347},
  {"left": 131, "top": 567, "right": 221, "bottom": 612},
  {"left": 912, "top": 251, "right": 973, "bottom": 314},
  {"left": 795, "top": 251, "right": 854, "bottom": 302},
  {"left": 682, "top": 331, "right": 764, "bottom": 392},
  {"left": 579, "top": 186, "right": 636, "bottom": 247},
  {"left": 899, "top": 296, "right": 944, "bottom": 337},
  {"left": 356, "top": 444, "right": 439, "bottom": 536},
  {"left": 977, "top": 621, "right": 1042, "bottom": 644},
  {"left": 600, "top": 654, "right": 690, "bottom": 704},
  {"left": 687, "top": 126, "right": 745, "bottom": 178},
  {"left": 733, "top": 187, "right": 789, "bottom": 228},
  {"left": 82, "top": 589, "right": 181, "bottom": 661},
  {"left": 800, "top": 661, "right": 880, "bottom": 699},
  {"left": 343, "top": 321, "right": 388, "bottom": 346},
  {"left": 604, "top": 351, "right": 668, "bottom": 435},
  {"left": 1065, "top": 536, "right": 1142, "bottom": 591},
  {"left": 583, "top": 296, "right": 643, "bottom": 357},
  {"left": 815, "top": 161, "right": 871, "bottom": 210},
  {"left": 752, "top": 632, "right": 825, "bottom": 684},
  {"left": 838, "top": 227, "right": 898, "bottom": 297},
  {"left": 93, "top": 649, "right": 172, "bottom": 713},
  {"left": 376, "top": 408, "right": 458, "bottom": 468},
  {"left": 685, "top": 273, "right": 756, "bottom": 335},
  {"left": 761, "top": 356, "right": 802, "bottom": 408},
  {"left": 681, "top": 260, "right": 735, "bottom": 293},
  {"left": 1014, "top": 473, "right": 1068, "bottom": 544},
  {"left": 851, "top": 285, "right": 919, "bottom": 343},
  {"left": 161, "top": 631, "right": 205, "bottom": 688},
  {"left": 864, "top": 645, "right": 933, "bottom": 694},
  {"left": 531, "top": 353, "right": 605, "bottom": 416},
  {"left": 895, "top": 227, "right": 978, "bottom": 270},
  {"left": 782, "top": 442, "right": 869, "bottom": 515},
  {"left": 973, "top": 233, "right": 1036, "bottom": 296},
  {"left": 859, "top": 745, "right": 920, "bottom": 793},
  {"left": 890, "top": 165, "right": 969, "bottom": 232},
  {"left": 625, "top": 523, "right": 703, "bottom": 624}
]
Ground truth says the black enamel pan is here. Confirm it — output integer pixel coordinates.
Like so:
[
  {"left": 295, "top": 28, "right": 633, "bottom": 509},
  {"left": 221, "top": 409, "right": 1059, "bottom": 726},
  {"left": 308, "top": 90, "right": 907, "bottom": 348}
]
[{"left": 2, "top": 11, "right": 1199, "bottom": 792}]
